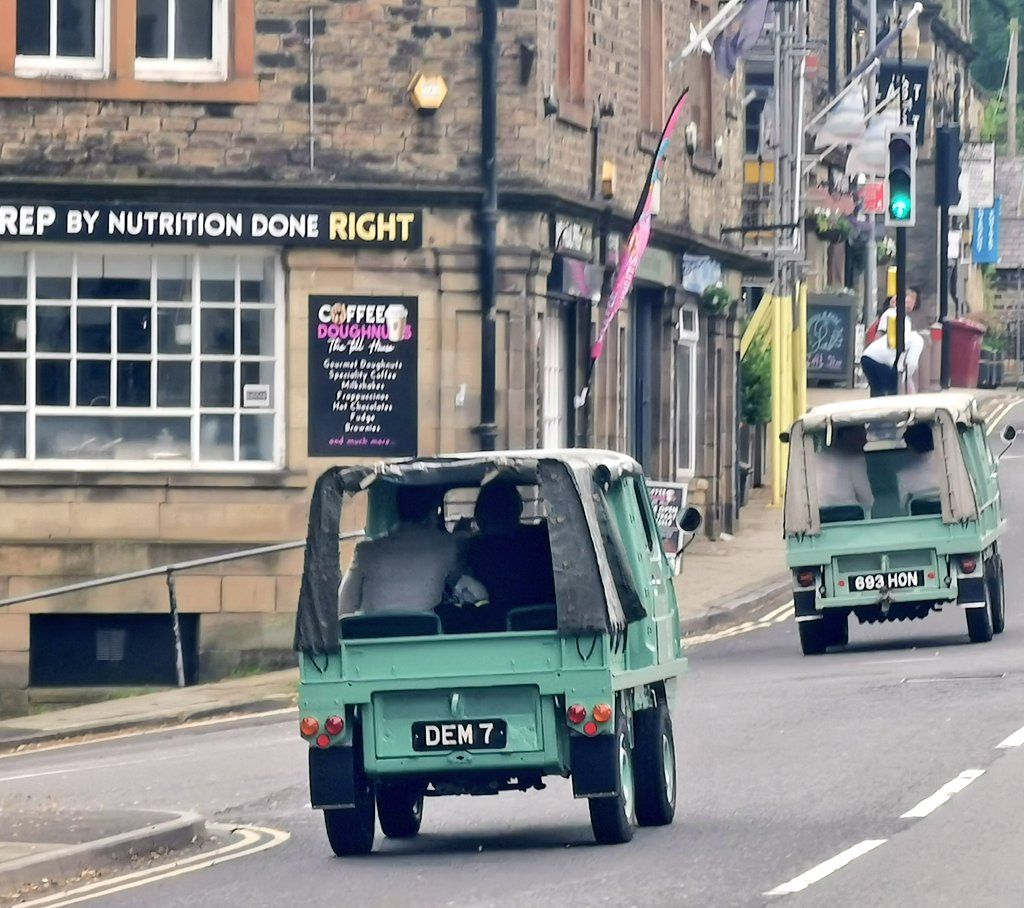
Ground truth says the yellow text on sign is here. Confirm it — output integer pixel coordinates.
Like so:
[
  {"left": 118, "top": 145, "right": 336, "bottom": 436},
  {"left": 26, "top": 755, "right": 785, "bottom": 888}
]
[{"left": 329, "top": 211, "right": 417, "bottom": 243}]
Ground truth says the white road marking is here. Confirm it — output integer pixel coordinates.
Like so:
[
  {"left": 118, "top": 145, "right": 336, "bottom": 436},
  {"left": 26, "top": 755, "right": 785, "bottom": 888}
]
[
  {"left": 996, "top": 725, "right": 1024, "bottom": 748},
  {"left": 0, "top": 758, "right": 152, "bottom": 783},
  {"left": 3, "top": 824, "right": 290, "bottom": 908},
  {"left": 0, "top": 707, "right": 296, "bottom": 760},
  {"left": 900, "top": 769, "right": 984, "bottom": 819},
  {"left": 686, "top": 602, "right": 794, "bottom": 646},
  {"left": 985, "top": 397, "right": 1022, "bottom": 436},
  {"left": 764, "top": 839, "right": 887, "bottom": 896}
]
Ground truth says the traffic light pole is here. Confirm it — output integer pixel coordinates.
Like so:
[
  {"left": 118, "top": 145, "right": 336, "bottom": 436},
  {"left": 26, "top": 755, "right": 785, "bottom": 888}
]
[{"left": 896, "top": 227, "right": 907, "bottom": 393}]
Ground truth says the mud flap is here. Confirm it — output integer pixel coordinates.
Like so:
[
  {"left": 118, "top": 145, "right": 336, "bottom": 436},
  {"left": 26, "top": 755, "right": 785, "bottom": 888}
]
[
  {"left": 309, "top": 746, "right": 357, "bottom": 808},
  {"left": 570, "top": 733, "right": 618, "bottom": 797},
  {"left": 957, "top": 577, "right": 986, "bottom": 608}
]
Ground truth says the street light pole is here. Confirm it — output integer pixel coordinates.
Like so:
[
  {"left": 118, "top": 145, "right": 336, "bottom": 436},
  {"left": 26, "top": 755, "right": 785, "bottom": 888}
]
[{"left": 895, "top": 7, "right": 906, "bottom": 393}]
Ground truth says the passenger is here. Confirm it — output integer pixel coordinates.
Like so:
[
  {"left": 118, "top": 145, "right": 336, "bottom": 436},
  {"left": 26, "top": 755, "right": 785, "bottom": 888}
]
[
  {"left": 816, "top": 425, "right": 874, "bottom": 514},
  {"left": 338, "top": 485, "right": 460, "bottom": 615},
  {"left": 897, "top": 422, "right": 940, "bottom": 506},
  {"left": 462, "top": 482, "right": 557, "bottom": 628}
]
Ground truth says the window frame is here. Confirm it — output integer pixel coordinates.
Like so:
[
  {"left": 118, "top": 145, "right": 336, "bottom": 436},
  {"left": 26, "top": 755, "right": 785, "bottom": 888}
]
[
  {"left": 676, "top": 305, "right": 699, "bottom": 477},
  {"left": 556, "top": 0, "right": 589, "bottom": 127},
  {"left": 14, "top": 0, "right": 110, "bottom": 80},
  {"left": 0, "top": 246, "right": 285, "bottom": 472},
  {"left": 134, "top": 0, "right": 229, "bottom": 83},
  {"left": 0, "top": 0, "right": 256, "bottom": 103},
  {"left": 689, "top": 0, "right": 715, "bottom": 156},
  {"left": 640, "top": 0, "right": 665, "bottom": 136}
]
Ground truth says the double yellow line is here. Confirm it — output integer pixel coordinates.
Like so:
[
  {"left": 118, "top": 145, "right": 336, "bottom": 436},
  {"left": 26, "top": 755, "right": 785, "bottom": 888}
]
[{"left": 984, "top": 396, "right": 1022, "bottom": 436}]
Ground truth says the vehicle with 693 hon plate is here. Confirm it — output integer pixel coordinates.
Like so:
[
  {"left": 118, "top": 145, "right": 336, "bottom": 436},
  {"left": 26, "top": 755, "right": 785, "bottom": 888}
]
[
  {"left": 294, "top": 449, "right": 702, "bottom": 854},
  {"left": 782, "top": 393, "right": 1014, "bottom": 655}
]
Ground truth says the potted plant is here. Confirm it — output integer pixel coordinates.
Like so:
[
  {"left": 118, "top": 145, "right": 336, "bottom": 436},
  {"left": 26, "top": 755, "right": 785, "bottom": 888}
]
[
  {"left": 809, "top": 207, "right": 856, "bottom": 243},
  {"left": 700, "top": 282, "right": 737, "bottom": 315}
]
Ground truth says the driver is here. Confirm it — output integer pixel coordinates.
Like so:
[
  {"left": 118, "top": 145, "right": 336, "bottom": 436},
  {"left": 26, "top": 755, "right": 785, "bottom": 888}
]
[{"left": 816, "top": 424, "right": 874, "bottom": 514}]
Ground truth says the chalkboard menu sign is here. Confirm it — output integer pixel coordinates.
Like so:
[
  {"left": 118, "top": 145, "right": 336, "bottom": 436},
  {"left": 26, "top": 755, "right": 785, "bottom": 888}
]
[
  {"left": 806, "top": 293, "right": 856, "bottom": 387},
  {"left": 647, "top": 481, "right": 689, "bottom": 555},
  {"left": 308, "top": 295, "right": 418, "bottom": 457}
]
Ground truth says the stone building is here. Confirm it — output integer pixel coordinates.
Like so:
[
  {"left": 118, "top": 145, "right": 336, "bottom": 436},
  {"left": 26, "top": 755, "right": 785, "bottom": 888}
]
[{"left": 0, "top": 0, "right": 767, "bottom": 712}]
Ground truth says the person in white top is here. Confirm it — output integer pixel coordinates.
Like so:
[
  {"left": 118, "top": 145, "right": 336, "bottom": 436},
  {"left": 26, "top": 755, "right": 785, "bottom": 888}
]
[
  {"left": 816, "top": 424, "right": 874, "bottom": 515},
  {"left": 861, "top": 290, "right": 922, "bottom": 396},
  {"left": 338, "top": 485, "right": 460, "bottom": 616},
  {"left": 896, "top": 422, "right": 941, "bottom": 508}
]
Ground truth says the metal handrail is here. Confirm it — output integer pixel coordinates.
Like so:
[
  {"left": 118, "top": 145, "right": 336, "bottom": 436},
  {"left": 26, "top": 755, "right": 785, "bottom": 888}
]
[{"left": 0, "top": 531, "right": 364, "bottom": 688}]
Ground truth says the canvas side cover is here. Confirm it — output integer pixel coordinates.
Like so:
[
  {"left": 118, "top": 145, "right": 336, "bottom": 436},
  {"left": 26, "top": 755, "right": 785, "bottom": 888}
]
[
  {"left": 933, "top": 410, "right": 980, "bottom": 523},
  {"left": 783, "top": 421, "right": 820, "bottom": 536}
]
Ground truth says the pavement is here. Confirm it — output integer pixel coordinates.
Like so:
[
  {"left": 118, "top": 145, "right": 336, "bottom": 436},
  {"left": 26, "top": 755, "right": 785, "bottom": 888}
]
[{"left": 0, "top": 384, "right": 1018, "bottom": 899}]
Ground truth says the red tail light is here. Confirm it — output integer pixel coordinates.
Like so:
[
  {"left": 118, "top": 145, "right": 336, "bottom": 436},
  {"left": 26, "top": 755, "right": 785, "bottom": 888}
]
[
  {"left": 315, "top": 734, "right": 331, "bottom": 749},
  {"left": 960, "top": 556, "right": 977, "bottom": 574},
  {"left": 567, "top": 704, "right": 587, "bottom": 724},
  {"left": 325, "top": 715, "right": 344, "bottom": 735},
  {"left": 583, "top": 721, "right": 598, "bottom": 736},
  {"left": 797, "top": 569, "right": 816, "bottom": 588}
]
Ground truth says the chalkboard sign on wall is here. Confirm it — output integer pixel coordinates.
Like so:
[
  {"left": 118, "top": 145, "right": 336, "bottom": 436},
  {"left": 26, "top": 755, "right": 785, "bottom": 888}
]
[
  {"left": 308, "top": 295, "right": 419, "bottom": 457},
  {"left": 806, "top": 292, "right": 857, "bottom": 387}
]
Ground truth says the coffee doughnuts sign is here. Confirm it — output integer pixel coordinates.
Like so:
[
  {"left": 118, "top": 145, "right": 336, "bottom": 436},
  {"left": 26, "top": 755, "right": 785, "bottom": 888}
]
[{"left": 308, "top": 295, "right": 418, "bottom": 457}]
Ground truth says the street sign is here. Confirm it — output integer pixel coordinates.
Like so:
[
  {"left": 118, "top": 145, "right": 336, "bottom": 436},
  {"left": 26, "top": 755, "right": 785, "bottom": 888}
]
[
  {"left": 973, "top": 198, "right": 1001, "bottom": 264},
  {"left": 961, "top": 143, "right": 995, "bottom": 209},
  {"left": 861, "top": 181, "right": 886, "bottom": 215}
]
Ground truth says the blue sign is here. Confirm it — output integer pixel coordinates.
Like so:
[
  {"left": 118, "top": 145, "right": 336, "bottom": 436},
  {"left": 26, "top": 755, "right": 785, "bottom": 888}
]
[{"left": 973, "top": 198, "right": 1001, "bottom": 264}]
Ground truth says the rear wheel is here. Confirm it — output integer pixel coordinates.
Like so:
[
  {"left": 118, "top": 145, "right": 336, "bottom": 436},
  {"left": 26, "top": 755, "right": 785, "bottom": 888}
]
[
  {"left": 633, "top": 701, "right": 676, "bottom": 827},
  {"left": 376, "top": 783, "right": 424, "bottom": 839},
  {"left": 798, "top": 619, "right": 829, "bottom": 655},
  {"left": 989, "top": 556, "right": 1006, "bottom": 635},
  {"left": 323, "top": 732, "right": 376, "bottom": 856},
  {"left": 588, "top": 712, "right": 635, "bottom": 844},
  {"left": 966, "top": 577, "right": 994, "bottom": 643}
]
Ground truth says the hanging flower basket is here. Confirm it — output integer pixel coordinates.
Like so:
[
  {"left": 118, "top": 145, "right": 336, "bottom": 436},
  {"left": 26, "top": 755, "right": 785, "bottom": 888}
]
[
  {"left": 700, "top": 282, "right": 736, "bottom": 315},
  {"left": 809, "top": 207, "right": 856, "bottom": 244},
  {"left": 877, "top": 235, "right": 896, "bottom": 264}
]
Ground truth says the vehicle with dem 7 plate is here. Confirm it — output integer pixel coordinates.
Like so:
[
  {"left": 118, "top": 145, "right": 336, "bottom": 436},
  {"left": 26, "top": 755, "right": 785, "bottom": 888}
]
[{"left": 294, "top": 449, "right": 702, "bottom": 854}]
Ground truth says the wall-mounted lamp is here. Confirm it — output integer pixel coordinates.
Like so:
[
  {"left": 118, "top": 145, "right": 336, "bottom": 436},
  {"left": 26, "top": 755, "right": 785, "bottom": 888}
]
[
  {"left": 601, "top": 160, "right": 617, "bottom": 199},
  {"left": 713, "top": 136, "right": 725, "bottom": 167},
  {"left": 408, "top": 72, "right": 448, "bottom": 112},
  {"left": 597, "top": 95, "right": 615, "bottom": 118},
  {"left": 684, "top": 122, "right": 698, "bottom": 155},
  {"left": 518, "top": 38, "right": 536, "bottom": 85}
]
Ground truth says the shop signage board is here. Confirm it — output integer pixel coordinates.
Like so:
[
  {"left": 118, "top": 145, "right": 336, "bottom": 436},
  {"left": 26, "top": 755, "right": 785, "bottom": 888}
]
[
  {"left": 961, "top": 143, "right": 995, "bottom": 210},
  {"left": 308, "top": 295, "right": 419, "bottom": 457},
  {"left": 0, "top": 202, "right": 423, "bottom": 248},
  {"left": 647, "top": 481, "right": 690, "bottom": 555}
]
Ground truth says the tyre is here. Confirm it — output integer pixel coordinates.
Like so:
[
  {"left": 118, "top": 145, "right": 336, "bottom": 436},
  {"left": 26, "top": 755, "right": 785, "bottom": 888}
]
[
  {"left": 376, "top": 782, "right": 424, "bottom": 839},
  {"left": 798, "top": 619, "right": 829, "bottom": 655},
  {"left": 989, "top": 556, "right": 1006, "bottom": 635},
  {"left": 323, "top": 736, "right": 376, "bottom": 856},
  {"left": 588, "top": 711, "right": 635, "bottom": 844},
  {"left": 824, "top": 611, "right": 848, "bottom": 647},
  {"left": 633, "top": 701, "right": 676, "bottom": 827},
  {"left": 966, "top": 577, "right": 994, "bottom": 643}
]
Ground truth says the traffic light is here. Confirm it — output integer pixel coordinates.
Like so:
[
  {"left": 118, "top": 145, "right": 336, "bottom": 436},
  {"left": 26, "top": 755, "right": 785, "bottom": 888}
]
[{"left": 885, "top": 126, "right": 917, "bottom": 227}]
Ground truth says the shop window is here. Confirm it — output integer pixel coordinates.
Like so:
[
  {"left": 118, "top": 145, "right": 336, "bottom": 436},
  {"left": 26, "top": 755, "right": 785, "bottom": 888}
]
[
  {"left": 136, "top": 0, "right": 228, "bottom": 82},
  {"left": 640, "top": 0, "right": 665, "bottom": 135},
  {"left": 676, "top": 305, "right": 698, "bottom": 475},
  {"left": 556, "top": 0, "right": 588, "bottom": 123},
  {"left": 15, "top": 0, "right": 108, "bottom": 79},
  {"left": 1, "top": 0, "right": 256, "bottom": 103},
  {"left": 0, "top": 250, "right": 282, "bottom": 469}
]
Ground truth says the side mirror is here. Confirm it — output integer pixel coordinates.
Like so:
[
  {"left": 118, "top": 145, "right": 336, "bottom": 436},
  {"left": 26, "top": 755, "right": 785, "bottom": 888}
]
[
  {"left": 779, "top": 431, "right": 791, "bottom": 444},
  {"left": 678, "top": 506, "right": 702, "bottom": 534},
  {"left": 1001, "top": 424, "right": 1017, "bottom": 443}
]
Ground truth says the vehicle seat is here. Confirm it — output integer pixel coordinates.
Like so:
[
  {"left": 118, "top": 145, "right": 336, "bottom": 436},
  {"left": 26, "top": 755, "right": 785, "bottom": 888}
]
[
  {"left": 506, "top": 603, "right": 557, "bottom": 632},
  {"left": 820, "top": 505, "right": 865, "bottom": 524},
  {"left": 339, "top": 611, "right": 442, "bottom": 640},
  {"left": 909, "top": 495, "right": 942, "bottom": 516}
]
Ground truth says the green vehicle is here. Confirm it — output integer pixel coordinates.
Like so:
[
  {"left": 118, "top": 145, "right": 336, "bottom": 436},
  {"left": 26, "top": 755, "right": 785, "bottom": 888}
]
[
  {"left": 294, "top": 450, "right": 702, "bottom": 854},
  {"left": 782, "top": 393, "right": 1016, "bottom": 656}
]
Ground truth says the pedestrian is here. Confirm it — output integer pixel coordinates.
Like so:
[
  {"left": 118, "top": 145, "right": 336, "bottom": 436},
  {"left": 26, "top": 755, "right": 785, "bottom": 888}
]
[{"left": 859, "top": 288, "right": 922, "bottom": 397}]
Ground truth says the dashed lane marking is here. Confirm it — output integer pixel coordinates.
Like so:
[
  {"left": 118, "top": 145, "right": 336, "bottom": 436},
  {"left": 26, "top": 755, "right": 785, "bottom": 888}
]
[
  {"left": 685, "top": 602, "right": 793, "bottom": 647},
  {"left": 899, "top": 769, "right": 985, "bottom": 819},
  {"left": 997, "top": 725, "right": 1024, "bottom": 748},
  {"left": 764, "top": 839, "right": 888, "bottom": 896}
]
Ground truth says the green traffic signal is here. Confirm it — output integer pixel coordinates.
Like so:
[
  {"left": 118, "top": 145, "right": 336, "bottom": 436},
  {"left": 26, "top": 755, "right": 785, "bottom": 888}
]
[
  {"left": 889, "top": 192, "right": 912, "bottom": 220},
  {"left": 885, "top": 128, "right": 916, "bottom": 227}
]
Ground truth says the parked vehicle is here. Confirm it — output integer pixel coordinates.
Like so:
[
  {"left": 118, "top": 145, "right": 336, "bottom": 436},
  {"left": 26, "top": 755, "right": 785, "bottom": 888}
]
[
  {"left": 781, "top": 393, "right": 1015, "bottom": 655},
  {"left": 294, "top": 449, "right": 702, "bottom": 854}
]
